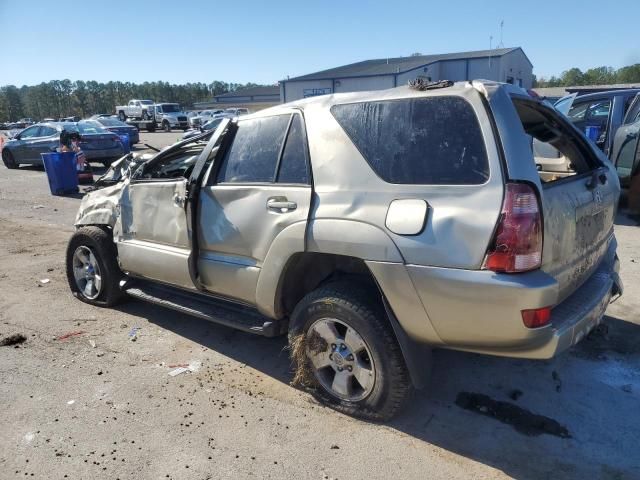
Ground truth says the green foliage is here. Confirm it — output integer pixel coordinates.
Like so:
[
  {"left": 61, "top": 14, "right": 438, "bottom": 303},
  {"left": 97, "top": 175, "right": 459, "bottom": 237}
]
[
  {"left": 536, "top": 64, "right": 640, "bottom": 88},
  {"left": 0, "top": 80, "right": 271, "bottom": 121}
]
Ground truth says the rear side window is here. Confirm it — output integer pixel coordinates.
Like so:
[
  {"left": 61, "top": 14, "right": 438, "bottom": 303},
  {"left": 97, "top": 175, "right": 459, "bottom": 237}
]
[
  {"left": 218, "top": 115, "right": 290, "bottom": 183},
  {"left": 277, "top": 114, "right": 309, "bottom": 184},
  {"left": 331, "top": 97, "right": 489, "bottom": 184}
]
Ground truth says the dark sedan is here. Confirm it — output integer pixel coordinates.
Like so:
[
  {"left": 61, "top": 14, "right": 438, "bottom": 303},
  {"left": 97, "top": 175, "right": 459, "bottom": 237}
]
[
  {"left": 1, "top": 121, "right": 124, "bottom": 169},
  {"left": 88, "top": 117, "right": 140, "bottom": 145}
]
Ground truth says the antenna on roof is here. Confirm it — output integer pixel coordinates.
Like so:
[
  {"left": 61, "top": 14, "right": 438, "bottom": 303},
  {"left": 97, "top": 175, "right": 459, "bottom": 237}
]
[
  {"left": 489, "top": 36, "right": 493, "bottom": 69},
  {"left": 386, "top": 58, "right": 389, "bottom": 64},
  {"left": 498, "top": 20, "right": 505, "bottom": 48}
]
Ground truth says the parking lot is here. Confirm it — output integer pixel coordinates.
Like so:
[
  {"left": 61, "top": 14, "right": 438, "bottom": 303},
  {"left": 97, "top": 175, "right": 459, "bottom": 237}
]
[{"left": 1, "top": 130, "right": 639, "bottom": 479}]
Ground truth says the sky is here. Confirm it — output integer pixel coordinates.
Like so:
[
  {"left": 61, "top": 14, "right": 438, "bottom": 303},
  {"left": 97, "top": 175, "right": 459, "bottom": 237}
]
[{"left": 1, "top": 0, "right": 639, "bottom": 87}]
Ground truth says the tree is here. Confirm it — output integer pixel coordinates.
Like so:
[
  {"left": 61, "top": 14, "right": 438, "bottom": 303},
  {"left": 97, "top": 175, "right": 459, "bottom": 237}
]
[
  {"left": 560, "top": 68, "right": 584, "bottom": 86},
  {"left": 616, "top": 64, "right": 640, "bottom": 84}
]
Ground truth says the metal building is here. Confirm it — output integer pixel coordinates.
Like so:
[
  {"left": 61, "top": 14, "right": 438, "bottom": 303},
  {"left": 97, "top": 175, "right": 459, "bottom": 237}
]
[{"left": 280, "top": 47, "right": 533, "bottom": 102}]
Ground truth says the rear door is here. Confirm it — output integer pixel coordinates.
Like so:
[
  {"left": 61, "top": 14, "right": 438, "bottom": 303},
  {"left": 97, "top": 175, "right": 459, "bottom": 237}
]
[
  {"left": 197, "top": 110, "right": 312, "bottom": 305},
  {"left": 565, "top": 96, "right": 613, "bottom": 153},
  {"left": 510, "top": 97, "right": 618, "bottom": 301},
  {"left": 611, "top": 94, "right": 640, "bottom": 186}
]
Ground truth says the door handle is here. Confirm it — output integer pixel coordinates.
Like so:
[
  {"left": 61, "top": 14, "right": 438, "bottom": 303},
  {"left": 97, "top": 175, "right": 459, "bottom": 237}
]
[{"left": 267, "top": 198, "right": 297, "bottom": 212}]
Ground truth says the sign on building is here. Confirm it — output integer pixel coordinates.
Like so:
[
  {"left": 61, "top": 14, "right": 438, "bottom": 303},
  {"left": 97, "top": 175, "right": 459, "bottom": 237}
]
[{"left": 303, "top": 88, "right": 333, "bottom": 98}]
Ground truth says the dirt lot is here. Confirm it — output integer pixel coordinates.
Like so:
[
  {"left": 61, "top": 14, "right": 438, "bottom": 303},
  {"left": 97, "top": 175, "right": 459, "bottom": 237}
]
[{"left": 1, "top": 131, "right": 639, "bottom": 479}]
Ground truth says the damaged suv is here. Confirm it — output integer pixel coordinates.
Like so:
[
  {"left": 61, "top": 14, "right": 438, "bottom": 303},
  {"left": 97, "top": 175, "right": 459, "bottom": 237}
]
[{"left": 67, "top": 80, "right": 622, "bottom": 420}]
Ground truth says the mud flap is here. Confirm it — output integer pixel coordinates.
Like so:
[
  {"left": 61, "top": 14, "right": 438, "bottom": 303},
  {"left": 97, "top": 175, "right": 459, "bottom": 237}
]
[{"left": 382, "top": 296, "right": 432, "bottom": 389}]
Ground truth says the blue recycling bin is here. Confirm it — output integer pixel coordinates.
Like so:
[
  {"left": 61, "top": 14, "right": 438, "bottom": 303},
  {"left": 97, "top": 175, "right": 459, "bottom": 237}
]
[
  {"left": 118, "top": 133, "right": 130, "bottom": 154},
  {"left": 41, "top": 152, "right": 79, "bottom": 196},
  {"left": 585, "top": 125, "right": 601, "bottom": 142}
]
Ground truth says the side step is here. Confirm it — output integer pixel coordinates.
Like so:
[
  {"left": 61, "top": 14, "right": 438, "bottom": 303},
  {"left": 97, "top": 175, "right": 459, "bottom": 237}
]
[{"left": 123, "top": 279, "right": 285, "bottom": 337}]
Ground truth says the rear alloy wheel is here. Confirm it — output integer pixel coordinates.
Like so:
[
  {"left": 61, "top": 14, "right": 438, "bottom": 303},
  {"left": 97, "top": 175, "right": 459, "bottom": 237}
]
[
  {"left": 163, "top": 121, "right": 171, "bottom": 132},
  {"left": 290, "top": 281, "right": 411, "bottom": 420},
  {"left": 2, "top": 149, "right": 18, "bottom": 169},
  {"left": 66, "top": 226, "right": 126, "bottom": 307},
  {"left": 307, "top": 318, "right": 376, "bottom": 402}
]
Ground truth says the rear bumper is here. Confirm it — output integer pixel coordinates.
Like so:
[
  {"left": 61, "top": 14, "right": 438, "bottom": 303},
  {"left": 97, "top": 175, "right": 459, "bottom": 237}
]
[{"left": 392, "top": 238, "right": 621, "bottom": 359}]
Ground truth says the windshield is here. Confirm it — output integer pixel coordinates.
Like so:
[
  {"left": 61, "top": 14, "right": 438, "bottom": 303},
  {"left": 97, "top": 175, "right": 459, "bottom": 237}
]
[
  {"left": 140, "top": 100, "right": 154, "bottom": 105},
  {"left": 159, "top": 104, "right": 181, "bottom": 113},
  {"left": 554, "top": 94, "right": 577, "bottom": 116},
  {"left": 64, "top": 121, "right": 109, "bottom": 134},
  {"left": 98, "top": 118, "right": 128, "bottom": 127}
]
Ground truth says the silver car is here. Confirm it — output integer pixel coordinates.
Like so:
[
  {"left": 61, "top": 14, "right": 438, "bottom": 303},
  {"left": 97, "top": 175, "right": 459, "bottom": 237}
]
[{"left": 67, "top": 80, "right": 622, "bottom": 420}]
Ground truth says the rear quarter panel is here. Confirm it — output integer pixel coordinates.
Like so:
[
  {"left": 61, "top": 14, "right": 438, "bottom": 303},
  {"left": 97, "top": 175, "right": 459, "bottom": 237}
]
[{"left": 304, "top": 86, "right": 504, "bottom": 269}]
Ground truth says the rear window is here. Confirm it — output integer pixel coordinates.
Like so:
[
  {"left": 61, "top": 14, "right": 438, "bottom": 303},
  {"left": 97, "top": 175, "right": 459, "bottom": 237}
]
[{"left": 331, "top": 97, "right": 489, "bottom": 185}]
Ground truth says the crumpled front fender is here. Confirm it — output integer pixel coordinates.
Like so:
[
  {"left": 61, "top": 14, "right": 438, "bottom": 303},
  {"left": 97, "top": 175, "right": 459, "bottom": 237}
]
[{"left": 74, "top": 181, "right": 126, "bottom": 228}]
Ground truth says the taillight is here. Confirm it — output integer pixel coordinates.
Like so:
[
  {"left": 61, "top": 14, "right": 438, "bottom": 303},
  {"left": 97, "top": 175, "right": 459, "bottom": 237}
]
[
  {"left": 521, "top": 306, "right": 551, "bottom": 328},
  {"left": 483, "top": 183, "right": 542, "bottom": 273}
]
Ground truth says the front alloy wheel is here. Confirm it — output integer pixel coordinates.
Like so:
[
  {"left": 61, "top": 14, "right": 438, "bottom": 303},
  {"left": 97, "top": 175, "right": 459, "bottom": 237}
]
[{"left": 72, "top": 246, "right": 102, "bottom": 300}]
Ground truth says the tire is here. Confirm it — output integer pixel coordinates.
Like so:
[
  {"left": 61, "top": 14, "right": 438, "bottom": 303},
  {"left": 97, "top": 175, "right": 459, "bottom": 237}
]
[
  {"left": 163, "top": 121, "right": 171, "bottom": 132},
  {"left": 118, "top": 111, "right": 126, "bottom": 122},
  {"left": 289, "top": 281, "right": 411, "bottom": 421},
  {"left": 2, "top": 149, "right": 18, "bottom": 169},
  {"left": 147, "top": 123, "right": 156, "bottom": 133},
  {"left": 66, "top": 226, "right": 126, "bottom": 307}
]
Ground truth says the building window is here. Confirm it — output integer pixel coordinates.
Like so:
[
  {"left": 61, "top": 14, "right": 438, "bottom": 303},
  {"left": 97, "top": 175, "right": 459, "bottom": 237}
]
[{"left": 506, "top": 76, "right": 515, "bottom": 84}]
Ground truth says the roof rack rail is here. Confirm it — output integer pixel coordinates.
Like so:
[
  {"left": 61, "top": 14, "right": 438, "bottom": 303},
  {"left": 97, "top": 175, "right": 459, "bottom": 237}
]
[{"left": 408, "top": 79, "right": 453, "bottom": 91}]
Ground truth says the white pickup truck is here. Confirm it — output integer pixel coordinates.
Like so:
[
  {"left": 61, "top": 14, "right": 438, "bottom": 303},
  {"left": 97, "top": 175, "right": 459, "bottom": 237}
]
[{"left": 116, "top": 100, "right": 155, "bottom": 122}]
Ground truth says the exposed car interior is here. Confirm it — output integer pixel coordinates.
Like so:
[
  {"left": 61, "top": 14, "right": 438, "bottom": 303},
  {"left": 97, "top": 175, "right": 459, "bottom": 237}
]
[{"left": 513, "top": 98, "right": 597, "bottom": 183}]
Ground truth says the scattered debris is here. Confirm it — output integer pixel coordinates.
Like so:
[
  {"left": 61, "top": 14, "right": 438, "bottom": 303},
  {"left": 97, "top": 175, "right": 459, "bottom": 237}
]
[
  {"left": 67, "top": 400, "right": 75, "bottom": 405},
  {"left": 509, "top": 389, "right": 523, "bottom": 401},
  {"left": 456, "top": 392, "right": 571, "bottom": 438},
  {"left": 168, "top": 361, "right": 202, "bottom": 377},
  {"left": 46, "top": 267, "right": 54, "bottom": 272},
  {"left": 39, "top": 278, "right": 50, "bottom": 285},
  {"left": 89, "top": 340, "right": 96, "bottom": 348},
  {"left": 128, "top": 327, "right": 141, "bottom": 342},
  {"left": 32, "top": 205, "right": 46, "bottom": 209},
  {"left": 289, "top": 330, "right": 326, "bottom": 388},
  {"left": 56, "top": 331, "right": 85, "bottom": 341},
  {"left": 621, "top": 384, "right": 633, "bottom": 393},
  {"left": 0, "top": 333, "right": 27, "bottom": 347},
  {"left": 330, "top": 444, "right": 340, "bottom": 450},
  {"left": 168, "top": 364, "right": 189, "bottom": 369}
]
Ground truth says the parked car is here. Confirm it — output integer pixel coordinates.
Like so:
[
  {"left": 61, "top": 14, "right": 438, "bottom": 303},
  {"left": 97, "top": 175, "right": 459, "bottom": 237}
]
[
  {"left": 2, "top": 121, "right": 124, "bottom": 169},
  {"left": 153, "top": 103, "right": 189, "bottom": 132},
  {"left": 189, "top": 109, "right": 224, "bottom": 128},
  {"left": 18, "top": 118, "right": 35, "bottom": 126},
  {"left": 224, "top": 107, "right": 249, "bottom": 116},
  {"left": 88, "top": 117, "right": 140, "bottom": 145},
  {"left": 610, "top": 93, "right": 640, "bottom": 209},
  {"left": 181, "top": 117, "right": 224, "bottom": 141},
  {"left": 90, "top": 114, "right": 115, "bottom": 119},
  {"left": 67, "top": 81, "right": 621, "bottom": 420},
  {"left": 554, "top": 89, "right": 640, "bottom": 158}
]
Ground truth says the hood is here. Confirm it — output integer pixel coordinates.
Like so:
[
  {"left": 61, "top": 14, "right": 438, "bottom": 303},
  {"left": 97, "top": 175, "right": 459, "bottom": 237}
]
[{"left": 161, "top": 111, "right": 186, "bottom": 118}]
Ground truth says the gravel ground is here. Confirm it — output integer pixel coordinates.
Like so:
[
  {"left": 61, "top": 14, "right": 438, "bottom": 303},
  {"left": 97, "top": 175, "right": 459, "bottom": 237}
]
[{"left": 1, "top": 130, "right": 639, "bottom": 479}]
